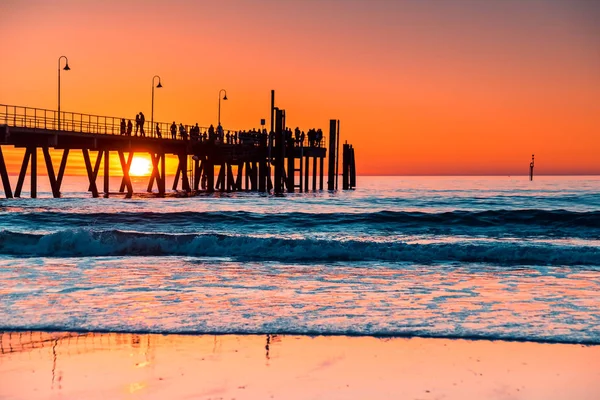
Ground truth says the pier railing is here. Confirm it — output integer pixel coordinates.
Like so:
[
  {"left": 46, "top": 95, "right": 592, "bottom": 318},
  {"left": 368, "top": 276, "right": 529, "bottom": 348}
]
[{"left": 0, "top": 104, "right": 326, "bottom": 147}]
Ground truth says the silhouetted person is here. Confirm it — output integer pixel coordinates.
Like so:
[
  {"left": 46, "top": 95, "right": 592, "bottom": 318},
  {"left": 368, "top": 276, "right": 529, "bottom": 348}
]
[
  {"left": 139, "top": 112, "right": 146, "bottom": 137},
  {"left": 127, "top": 119, "right": 133, "bottom": 136},
  {"left": 194, "top": 123, "right": 200, "bottom": 141},
  {"left": 208, "top": 124, "right": 215, "bottom": 142},
  {"left": 120, "top": 119, "right": 126, "bottom": 135},
  {"left": 170, "top": 122, "right": 177, "bottom": 139},
  {"left": 135, "top": 114, "right": 140, "bottom": 135},
  {"left": 179, "top": 123, "right": 187, "bottom": 140},
  {"left": 217, "top": 123, "right": 223, "bottom": 142},
  {"left": 155, "top": 123, "right": 161, "bottom": 138}
]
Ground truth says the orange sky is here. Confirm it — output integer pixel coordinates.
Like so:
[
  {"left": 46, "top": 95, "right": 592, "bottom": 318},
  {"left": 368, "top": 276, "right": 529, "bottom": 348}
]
[{"left": 1, "top": 0, "right": 599, "bottom": 175}]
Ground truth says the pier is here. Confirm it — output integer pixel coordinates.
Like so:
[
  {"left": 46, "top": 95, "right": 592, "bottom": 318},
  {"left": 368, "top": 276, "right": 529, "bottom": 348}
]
[{"left": 0, "top": 91, "right": 357, "bottom": 199}]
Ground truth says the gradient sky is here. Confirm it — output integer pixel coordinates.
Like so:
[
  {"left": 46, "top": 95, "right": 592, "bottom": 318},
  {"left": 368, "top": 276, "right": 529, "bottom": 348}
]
[{"left": 1, "top": 0, "right": 599, "bottom": 175}]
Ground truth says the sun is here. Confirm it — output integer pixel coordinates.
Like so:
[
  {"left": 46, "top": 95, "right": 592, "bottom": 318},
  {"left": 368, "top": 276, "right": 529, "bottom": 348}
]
[{"left": 129, "top": 156, "right": 152, "bottom": 176}]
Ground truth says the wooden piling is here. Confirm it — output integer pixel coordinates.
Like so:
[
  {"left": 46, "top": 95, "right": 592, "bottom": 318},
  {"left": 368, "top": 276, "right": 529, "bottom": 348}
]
[
  {"left": 327, "top": 120, "right": 337, "bottom": 190},
  {"left": 30, "top": 147, "right": 37, "bottom": 198},
  {"left": 304, "top": 155, "right": 309, "bottom": 192},
  {"left": 258, "top": 159, "right": 267, "bottom": 192},
  {"left": 42, "top": 147, "right": 60, "bottom": 198},
  {"left": 0, "top": 146, "right": 13, "bottom": 198},
  {"left": 118, "top": 152, "right": 133, "bottom": 193},
  {"left": 312, "top": 156, "right": 317, "bottom": 191},
  {"left": 206, "top": 158, "right": 214, "bottom": 193},
  {"left": 349, "top": 146, "right": 356, "bottom": 189},
  {"left": 335, "top": 120, "right": 340, "bottom": 190},
  {"left": 57, "top": 149, "right": 69, "bottom": 192},
  {"left": 103, "top": 150, "right": 109, "bottom": 197},
  {"left": 14, "top": 147, "right": 32, "bottom": 197},
  {"left": 342, "top": 143, "right": 349, "bottom": 190},
  {"left": 319, "top": 156, "right": 324, "bottom": 190},
  {"left": 118, "top": 151, "right": 133, "bottom": 197},
  {"left": 160, "top": 154, "right": 166, "bottom": 194},
  {"left": 82, "top": 149, "right": 99, "bottom": 198}
]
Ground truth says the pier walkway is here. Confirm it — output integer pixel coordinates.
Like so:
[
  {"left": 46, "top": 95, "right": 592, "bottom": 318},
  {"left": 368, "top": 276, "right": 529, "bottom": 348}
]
[{"left": 0, "top": 100, "right": 351, "bottom": 199}]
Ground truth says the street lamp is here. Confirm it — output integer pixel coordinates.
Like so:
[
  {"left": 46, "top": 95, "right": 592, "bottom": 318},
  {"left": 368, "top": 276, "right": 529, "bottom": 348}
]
[
  {"left": 218, "top": 89, "right": 228, "bottom": 126},
  {"left": 151, "top": 75, "right": 162, "bottom": 138},
  {"left": 57, "top": 55, "right": 70, "bottom": 131}
]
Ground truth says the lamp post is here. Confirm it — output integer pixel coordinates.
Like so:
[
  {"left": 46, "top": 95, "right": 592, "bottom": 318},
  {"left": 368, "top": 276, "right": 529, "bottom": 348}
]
[
  {"left": 218, "top": 89, "right": 228, "bottom": 126},
  {"left": 57, "top": 56, "right": 70, "bottom": 131},
  {"left": 151, "top": 75, "right": 162, "bottom": 138}
]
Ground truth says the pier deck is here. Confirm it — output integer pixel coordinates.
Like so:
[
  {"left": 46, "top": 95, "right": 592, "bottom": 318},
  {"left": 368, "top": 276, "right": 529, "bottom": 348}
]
[{"left": 0, "top": 103, "right": 334, "bottom": 198}]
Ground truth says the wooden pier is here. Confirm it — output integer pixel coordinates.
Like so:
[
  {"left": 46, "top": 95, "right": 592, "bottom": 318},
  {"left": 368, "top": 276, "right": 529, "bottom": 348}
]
[{"left": 0, "top": 92, "right": 357, "bottom": 199}]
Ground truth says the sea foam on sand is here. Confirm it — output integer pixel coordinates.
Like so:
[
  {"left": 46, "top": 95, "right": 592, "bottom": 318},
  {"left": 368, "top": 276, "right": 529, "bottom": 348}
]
[{"left": 1, "top": 332, "right": 599, "bottom": 400}]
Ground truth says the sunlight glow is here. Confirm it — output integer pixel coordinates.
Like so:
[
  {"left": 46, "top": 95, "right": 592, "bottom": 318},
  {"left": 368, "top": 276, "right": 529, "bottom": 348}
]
[{"left": 129, "top": 157, "right": 152, "bottom": 176}]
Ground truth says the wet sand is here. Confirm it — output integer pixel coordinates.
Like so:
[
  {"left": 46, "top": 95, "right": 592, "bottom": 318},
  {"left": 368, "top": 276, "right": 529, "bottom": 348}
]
[{"left": 0, "top": 331, "right": 598, "bottom": 399}]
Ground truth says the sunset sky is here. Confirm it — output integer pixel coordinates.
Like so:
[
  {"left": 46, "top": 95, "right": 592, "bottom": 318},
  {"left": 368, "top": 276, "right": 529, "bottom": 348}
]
[{"left": 1, "top": 0, "right": 599, "bottom": 175}]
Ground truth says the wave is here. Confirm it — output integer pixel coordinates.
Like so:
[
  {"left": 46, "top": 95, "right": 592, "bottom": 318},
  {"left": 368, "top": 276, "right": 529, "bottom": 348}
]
[
  {"left": 3, "top": 209, "right": 600, "bottom": 228},
  {"left": 0, "top": 326, "right": 597, "bottom": 345},
  {"left": 1, "top": 229, "right": 599, "bottom": 265}
]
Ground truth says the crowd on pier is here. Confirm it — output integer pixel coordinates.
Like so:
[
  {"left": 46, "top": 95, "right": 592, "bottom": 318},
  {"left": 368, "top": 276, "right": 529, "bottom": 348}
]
[{"left": 118, "top": 114, "right": 324, "bottom": 148}]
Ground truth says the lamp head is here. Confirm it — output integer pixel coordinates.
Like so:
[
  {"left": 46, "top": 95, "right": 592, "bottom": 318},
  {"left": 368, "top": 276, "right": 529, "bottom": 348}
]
[
  {"left": 156, "top": 81, "right": 163, "bottom": 88},
  {"left": 63, "top": 63, "right": 71, "bottom": 71},
  {"left": 223, "top": 94, "right": 228, "bottom": 100}
]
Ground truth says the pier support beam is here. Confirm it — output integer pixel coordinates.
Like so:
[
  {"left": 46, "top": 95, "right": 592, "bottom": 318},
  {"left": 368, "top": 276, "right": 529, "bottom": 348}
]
[
  {"left": 0, "top": 146, "right": 13, "bottom": 198},
  {"left": 193, "top": 157, "right": 204, "bottom": 191},
  {"left": 42, "top": 147, "right": 60, "bottom": 198},
  {"left": 319, "top": 156, "right": 324, "bottom": 190},
  {"left": 118, "top": 152, "right": 134, "bottom": 194},
  {"left": 258, "top": 159, "right": 267, "bottom": 192},
  {"left": 56, "top": 149, "right": 69, "bottom": 194},
  {"left": 206, "top": 158, "right": 214, "bottom": 193},
  {"left": 349, "top": 146, "right": 356, "bottom": 189},
  {"left": 147, "top": 153, "right": 166, "bottom": 195},
  {"left": 103, "top": 150, "right": 109, "bottom": 197},
  {"left": 216, "top": 163, "right": 225, "bottom": 192},
  {"left": 327, "top": 120, "right": 337, "bottom": 191},
  {"left": 304, "top": 155, "right": 309, "bottom": 193},
  {"left": 312, "top": 156, "right": 317, "bottom": 191},
  {"left": 172, "top": 153, "right": 190, "bottom": 192},
  {"left": 14, "top": 147, "right": 37, "bottom": 198},
  {"left": 82, "top": 149, "right": 99, "bottom": 198},
  {"left": 118, "top": 151, "right": 133, "bottom": 198},
  {"left": 87, "top": 150, "right": 103, "bottom": 192}
]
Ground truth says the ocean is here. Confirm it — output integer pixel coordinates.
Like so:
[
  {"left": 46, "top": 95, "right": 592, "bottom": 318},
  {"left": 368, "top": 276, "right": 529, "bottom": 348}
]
[{"left": 1, "top": 175, "right": 599, "bottom": 344}]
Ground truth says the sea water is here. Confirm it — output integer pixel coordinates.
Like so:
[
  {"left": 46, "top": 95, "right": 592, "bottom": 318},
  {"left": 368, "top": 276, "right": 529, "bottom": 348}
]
[{"left": 0, "top": 176, "right": 599, "bottom": 343}]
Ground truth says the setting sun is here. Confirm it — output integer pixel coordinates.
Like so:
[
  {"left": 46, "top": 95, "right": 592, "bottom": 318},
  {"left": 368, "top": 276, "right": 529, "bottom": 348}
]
[{"left": 129, "top": 156, "right": 152, "bottom": 176}]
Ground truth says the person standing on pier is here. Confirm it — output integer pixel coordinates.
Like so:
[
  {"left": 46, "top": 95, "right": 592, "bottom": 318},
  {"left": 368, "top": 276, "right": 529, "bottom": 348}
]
[
  {"left": 120, "top": 119, "right": 126, "bottom": 135},
  {"left": 217, "top": 123, "right": 224, "bottom": 142},
  {"left": 139, "top": 112, "right": 146, "bottom": 137},
  {"left": 135, "top": 114, "right": 140, "bottom": 136},
  {"left": 208, "top": 124, "right": 215, "bottom": 142},
  {"left": 170, "top": 122, "right": 177, "bottom": 139},
  {"left": 179, "top": 123, "right": 187, "bottom": 140},
  {"left": 155, "top": 123, "right": 162, "bottom": 138},
  {"left": 127, "top": 119, "right": 133, "bottom": 136}
]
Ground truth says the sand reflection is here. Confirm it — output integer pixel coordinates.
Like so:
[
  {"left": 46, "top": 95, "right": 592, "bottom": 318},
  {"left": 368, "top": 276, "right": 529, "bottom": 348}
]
[{"left": 1, "top": 331, "right": 599, "bottom": 399}]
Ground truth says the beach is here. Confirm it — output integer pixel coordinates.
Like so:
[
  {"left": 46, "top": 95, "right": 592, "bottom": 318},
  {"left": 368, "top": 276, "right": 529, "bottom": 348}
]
[
  {"left": 1, "top": 176, "right": 599, "bottom": 399},
  {"left": 1, "top": 331, "right": 599, "bottom": 399}
]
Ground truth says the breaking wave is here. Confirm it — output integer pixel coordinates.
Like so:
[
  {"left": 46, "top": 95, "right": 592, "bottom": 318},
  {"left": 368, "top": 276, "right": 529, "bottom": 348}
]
[
  {"left": 5, "top": 209, "right": 600, "bottom": 227},
  {"left": 1, "top": 229, "right": 598, "bottom": 265}
]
